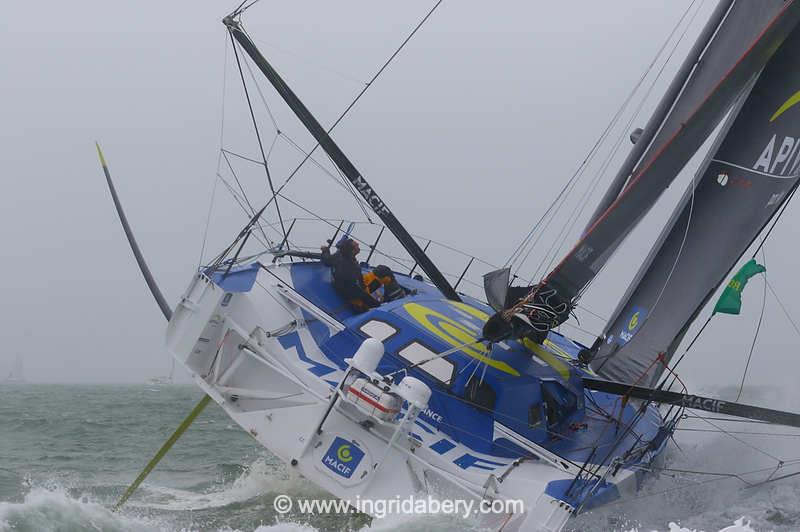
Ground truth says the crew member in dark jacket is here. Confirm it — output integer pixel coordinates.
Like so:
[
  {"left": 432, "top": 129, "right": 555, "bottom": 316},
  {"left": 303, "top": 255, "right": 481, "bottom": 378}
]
[{"left": 321, "top": 238, "right": 381, "bottom": 311}]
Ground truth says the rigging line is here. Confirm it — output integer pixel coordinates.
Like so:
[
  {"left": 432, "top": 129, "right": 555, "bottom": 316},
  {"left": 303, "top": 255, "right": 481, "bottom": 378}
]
[
  {"left": 696, "top": 411, "right": 784, "bottom": 463},
  {"left": 221, "top": 147, "right": 274, "bottom": 247},
  {"left": 648, "top": 463, "right": 800, "bottom": 483},
  {"left": 199, "top": 178, "right": 220, "bottom": 267},
  {"left": 236, "top": 0, "right": 263, "bottom": 17},
  {"left": 230, "top": 32, "right": 289, "bottom": 244},
  {"left": 216, "top": 173, "right": 274, "bottom": 249},
  {"left": 590, "top": 354, "right": 690, "bottom": 479},
  {"left": 747, "top": 468, "right": 800, "bottom": 488},
  {"left": 222, "top": 142, "right": 365, "bottom": 210},
  {"left": 237, "top": 210, "right": 496, "bottom": 268},
  {"left": 570, "top": 0, "right": 707, "bottom": 297},
  {"left": 231, "top": 0, "right": 249, "bottom": 17},
  {"left": 221, "top": 148, "right": 266, "bottom": 166},
  {"left": 202, "top": 33, "right": 231, "bottom": 267},
  {"left": 238, "top": 0, "right": 444, "bottom": 215},
  {"left": 645, "top": 140, "right": 698, "bottom": 317},
  {"left": 583, "top": 360, "right": 667, "bottom": 478},
  {"left": 659, "top": 314, "right": 713, "bottom": 390},
  {"left": 241, "top": 48, "right": 281, "bottom": 132},
  {"left": 276, "top": 132, "right": 373, "bottom": 221},
  {"left": 526, "top": 77, "right": 659, "bottom": 287},
  {"left": 222, "top": 150, "right": 258, "bottom": 214},
  {"left": 321, "top": 149, "right": 374, "bottom": 222},
  {"left": 559, "top": 320, "right": 603, "bottom": 340},
  {"left": 751, "top": 182, "right": 799, "bottom": 259},
  {"left": 676, "top": 427, "right": 800, "bottom": 437},
  {"left": 271, "top": 193, "right": 420, "bottom": 273},
  {"left": 532, "top": 84, "right": 656, "bottom": 282},
  {"left": 250, "top": 36, "right": 366, "bottom": 87},
  {"left": 659, "top": 181, "right": 796, "bottom": 383},
  {"left": 506, "top": 0, "right": 700, "bottom": 274},
  {"left": 575, "top": 304, "right": 607, "bottom": 322},
  {"left": 735, "top": 249, "right": 767, "bottom": 402},
  {"left": 682, "top": 414, "right": 772, "bottom": 424},
  {"left": 766, "top": 279, "right": 800, "bottom": 341},
  {"left": 266, "top": 131, "right": 279, "bottom": 162},
  {"left": 603, "top": 462, "right": 799, "bottom": 508}
]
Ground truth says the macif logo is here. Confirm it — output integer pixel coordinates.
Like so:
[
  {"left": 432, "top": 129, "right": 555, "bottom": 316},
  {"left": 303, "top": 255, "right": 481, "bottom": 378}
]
[
  {"left": 337, "top": 444, "right": 353, "bottom": 462},
  {"left": 618, "top": 306, "right": 646, "bottom": 344},
  {"left": 322, "top": 437, "right": 364, "bottom": 478}
]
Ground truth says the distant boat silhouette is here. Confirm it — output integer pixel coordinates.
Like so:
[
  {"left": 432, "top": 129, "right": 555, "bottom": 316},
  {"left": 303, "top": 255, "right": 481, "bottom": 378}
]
[
  {"left": 5, "top": 357, "right": 25, "bottom": 383},
  {"left": 146, "top": 357, "right": 175, "bottom": 386}
]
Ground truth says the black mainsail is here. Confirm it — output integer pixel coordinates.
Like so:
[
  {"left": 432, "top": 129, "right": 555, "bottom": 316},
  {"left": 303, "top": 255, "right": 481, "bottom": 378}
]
[
  {"left": 489, "top": 1, "right": 800, "bottom": 342},
  {"left": 546, "top": 1, "right": 799, "bottom": 300},
  {"left": 593, "top": 26, "right": 800, "bottom": 385},
  {"left": 584, "top": 0, "right": 735, "bottom": 230}
]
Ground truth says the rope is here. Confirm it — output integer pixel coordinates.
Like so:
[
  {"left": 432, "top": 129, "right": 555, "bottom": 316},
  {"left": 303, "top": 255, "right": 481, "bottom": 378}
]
[
  {"left": 199, "top": 178, "right": 220, "bottom": 268},
  {"left": 751, "top": 182, "right": 800, "bottom": 259},
  {"left": 734, "top": 249, "right": 767, "bottom": 402},
  {"left": 240, "top": 0, "right": 445, "bottom": 216},
  {"left": 676, "top": 427, "right": 800, "bottom": 437},
  {"left": 201, "top": 33, "right": 231, "bottom": 266},
  {"left": 766, "top": 279, "right": 800, "bottom": 340},
  {"left": 659, "top": 314, "right": 713, "bottom": 390},
  {"left": 601, "top": 460, "right": 800, "bottom": 509},
  {"left": 695, "top": 412, "right": 784, "bottom": 463},
  {"left": 505, "top": 0, "right": 701, "bottom": 276},
  {"left": 229, "top": 32, "right": 288, "bottom": 244},
  {"left": 113, "top": 394, "right": 212, "bottom": 510},
  {"left": 559, "top": 0, "right": 706, "bottom": 295}
]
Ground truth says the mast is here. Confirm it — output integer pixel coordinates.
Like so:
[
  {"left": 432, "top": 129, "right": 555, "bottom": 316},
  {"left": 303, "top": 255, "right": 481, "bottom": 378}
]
[
  {"left": 585, "top": 0, "right": 734, "bottom": 231},
  {"left": 223, "top": 16, "right": 461, "bottom": 302}
]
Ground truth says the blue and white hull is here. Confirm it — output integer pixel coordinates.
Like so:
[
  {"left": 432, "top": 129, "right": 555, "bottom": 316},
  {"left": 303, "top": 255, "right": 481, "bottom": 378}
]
[{"left": 165, "top": 259, "right": 668, "bottom": 531}]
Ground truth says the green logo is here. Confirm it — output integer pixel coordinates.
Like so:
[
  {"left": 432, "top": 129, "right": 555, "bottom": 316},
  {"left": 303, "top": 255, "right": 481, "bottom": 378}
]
[
  {"left": 627, "top": 311, "right": 640, "bottom": 331},
  {"left": 771, "top": 90, "right": 800, "bottom": 122},
  {"left": 337, "top": 444, "right": 353, "bottom": 462}
]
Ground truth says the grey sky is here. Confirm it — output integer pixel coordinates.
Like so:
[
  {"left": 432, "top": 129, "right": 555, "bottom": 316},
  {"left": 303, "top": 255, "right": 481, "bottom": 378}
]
[{"left": 3, "top": 1, "right": 798, "bottom": 391}]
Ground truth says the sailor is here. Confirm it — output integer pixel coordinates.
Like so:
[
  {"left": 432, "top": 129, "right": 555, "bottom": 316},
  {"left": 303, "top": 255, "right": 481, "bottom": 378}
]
[
  {"left": 364, "top": 264, "right": 413, "bottom": 302},
  {"left": 321, "top": 238, "right": 415, "bottom": 311},
  {"left": 321, "top": 237, "right": 381, "bottom": 311}
]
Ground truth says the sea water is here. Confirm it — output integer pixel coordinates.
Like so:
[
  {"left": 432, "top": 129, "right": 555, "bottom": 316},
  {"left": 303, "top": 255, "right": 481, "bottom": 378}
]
[{"left": 1, "top": 383, "right": 798, "bottom": 532}]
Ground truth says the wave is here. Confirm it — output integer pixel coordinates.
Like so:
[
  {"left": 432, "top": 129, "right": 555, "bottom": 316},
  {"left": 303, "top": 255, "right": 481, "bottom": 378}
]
[
  {"left": 131, "top": 459, "right": 325, "bottom": 512},
  {"left": 0, "top": 472, "right": 777, "bottom": 532},
  {"left": 0, "top": 486, "right": 162, "bottom": 532}
]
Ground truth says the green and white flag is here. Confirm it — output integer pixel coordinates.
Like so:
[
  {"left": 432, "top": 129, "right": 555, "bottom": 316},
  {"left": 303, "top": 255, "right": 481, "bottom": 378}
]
[{"left": 713, "top": 259, "right": 766, "bottom": 315}]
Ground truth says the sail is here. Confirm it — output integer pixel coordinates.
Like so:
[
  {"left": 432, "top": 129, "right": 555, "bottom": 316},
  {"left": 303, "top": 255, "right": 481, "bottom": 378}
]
[
  {"left": 584, "top": 0, "right": 734, "bottom": 230},
  {"left": 593, "top": 26, "right": 800, "bottom": 385},
  {"left": 543, "top": 1, "right": 799, "bottom": 301},
  {"left": 6, "top": 357, "right": 24, "bottom": 382}
]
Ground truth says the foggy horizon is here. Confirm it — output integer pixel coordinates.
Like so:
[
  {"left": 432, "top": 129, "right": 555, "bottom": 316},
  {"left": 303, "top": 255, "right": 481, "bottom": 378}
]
[{"left": 4, "top": 0, "right": 800, "bottom": 394}]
